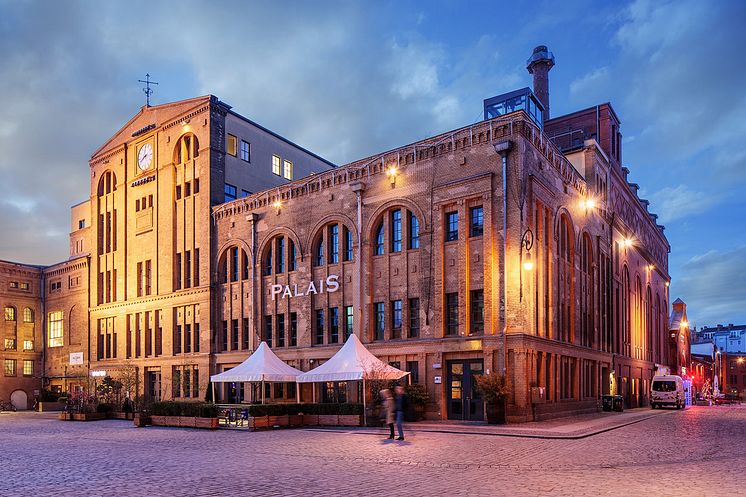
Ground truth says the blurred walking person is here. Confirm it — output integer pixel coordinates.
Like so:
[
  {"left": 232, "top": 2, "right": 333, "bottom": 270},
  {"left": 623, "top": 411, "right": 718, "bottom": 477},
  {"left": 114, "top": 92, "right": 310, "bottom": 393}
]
[
  {"left": 380, "top": 389, "right": 395, "bottom": 440},
  {"left": 394, "top": 385, "right": 407, "bottom": 441}
]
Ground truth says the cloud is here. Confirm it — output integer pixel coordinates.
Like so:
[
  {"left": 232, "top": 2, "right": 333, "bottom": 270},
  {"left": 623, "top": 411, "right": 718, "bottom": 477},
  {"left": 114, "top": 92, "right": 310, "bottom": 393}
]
[
  {"left": 569, "top": 66, "right": 610, "bottom": 99},
  {"left": 673, "top": 246, "right": 746, "bottom": 326},
  {"left": 644, "top": 184, "right": 719, "bottom": 223}
]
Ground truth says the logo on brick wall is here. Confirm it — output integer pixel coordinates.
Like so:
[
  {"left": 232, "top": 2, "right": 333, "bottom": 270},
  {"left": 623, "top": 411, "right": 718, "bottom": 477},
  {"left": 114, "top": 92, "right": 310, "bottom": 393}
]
[{"left": 271, "top": 275, "right": 340, "bottom": 300}]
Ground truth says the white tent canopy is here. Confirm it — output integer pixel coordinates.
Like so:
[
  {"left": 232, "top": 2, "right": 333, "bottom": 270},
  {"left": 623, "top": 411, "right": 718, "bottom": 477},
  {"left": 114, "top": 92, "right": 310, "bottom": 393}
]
[
  {"left": 297, "top": 334, "right": 409, "bottom": 383},
  {"left": 210, "top": 341, "right": 302, "bottom": 383}
]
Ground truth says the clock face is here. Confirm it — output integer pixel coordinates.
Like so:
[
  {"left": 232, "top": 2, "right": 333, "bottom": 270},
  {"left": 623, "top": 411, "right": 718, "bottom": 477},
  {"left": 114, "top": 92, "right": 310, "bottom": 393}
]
[{"left": 138, "top": 143, "right": 153, "bottom": 171}]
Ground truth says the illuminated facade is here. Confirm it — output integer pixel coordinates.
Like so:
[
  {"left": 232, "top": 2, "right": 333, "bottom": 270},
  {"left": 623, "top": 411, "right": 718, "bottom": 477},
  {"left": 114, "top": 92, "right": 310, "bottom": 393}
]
[{"left": 2, "top": 47, "right": 675, "bottom": 420}]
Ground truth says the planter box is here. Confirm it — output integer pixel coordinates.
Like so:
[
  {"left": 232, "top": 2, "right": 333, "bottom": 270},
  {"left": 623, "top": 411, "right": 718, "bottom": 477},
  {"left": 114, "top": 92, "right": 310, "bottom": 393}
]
[
  {"left": 337, "top": 414, "right": 362, "bottom": 426},
  {"left": 108, "top": 412, "right": 135, "bottom": 420},
  {"left": 249, "top": 416, "right": 271, "bottom": 431},
  {"left": 318, "top": 414, "right": 339, "bottom": 426},
  {"left": 267, "top": 415, "right": 289, "bottom": 428},
  {"left": 301, "top": 414, "right": 319, "bottom": 426},
  {"left": 58, "top": 412, "right": 72, "bottom": 421},
  {"left": 40, "top": 402, "right": 66, "bottom": 412},
  {"left": 71, "top": 412, "right": 107, "bottom": 421},
  {"left": 288, "top": 414, "right": 304, "bottom": 427},
  {"left": 150, "top": 415, "right": 219, "bottom": 429},
  {"left": 133, "top": 415, "right": 149, "bottom": 427}
]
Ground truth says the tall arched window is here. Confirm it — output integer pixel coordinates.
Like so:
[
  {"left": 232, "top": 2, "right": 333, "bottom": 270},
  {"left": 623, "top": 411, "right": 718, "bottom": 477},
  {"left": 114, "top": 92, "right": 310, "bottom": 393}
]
[
  {"left": 262, "top": 235, "right": 297, "bottom": 275},
  {"left": 173, "top": 133, "right": 199, "bottom": 164},
  {"left": 635, "top": 276, "right": 643, "bottom": 359},
  {"left": 646, "top": 286, "right": 653, "bottom": 361},
  {"left": 218, "top": 246, "right": 249, "bottom": 283},
  {"left": 622, "top": 265, "right": 631, "bottom": 356},
  {"left": 4, "top": 306, "right": 16, "bottom": 321},
  {"left": 97, "top": 171, "right": 118, "bottom": 257},
  {"left": 580, "top": 234, "right": 594, "bottom": 348},
  {"left": 312, "top": 222, "right": 353, "bottom": 267},
  {"left": 23, "top": 307, "right": 33, "bottom": 323},
  {"left": 557, "top": 214, "right": 574, "bottom": 343},
  {"left": 374, "top": 223, "right": 384, "bottom": 255}
]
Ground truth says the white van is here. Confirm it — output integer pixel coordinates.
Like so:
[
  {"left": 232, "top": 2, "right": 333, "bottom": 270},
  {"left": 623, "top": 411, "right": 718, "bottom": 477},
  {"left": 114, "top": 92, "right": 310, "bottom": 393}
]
[{"left": 651, "top": 375, "right": 685, "bottom": 409}]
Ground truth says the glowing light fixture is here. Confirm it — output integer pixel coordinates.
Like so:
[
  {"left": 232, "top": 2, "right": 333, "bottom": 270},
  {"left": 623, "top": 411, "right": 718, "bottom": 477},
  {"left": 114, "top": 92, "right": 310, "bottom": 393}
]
[
  {"left": 523, "top": 257, "right": 535, "bottom": 271},
  {"left": 648, "top": 264, "right": 655, "bottom": 271},
  {"left": 622, "top": 238, "right": 634, "bottom": 248},
  {"left": 681, "top": 320, "right": 689, "bottom": 328},
  {"left": 387, "top": 166, "right": 398, "bottom": 187},
  {"left": 581, "top": 198, "right": 597, "bottom": 210}
]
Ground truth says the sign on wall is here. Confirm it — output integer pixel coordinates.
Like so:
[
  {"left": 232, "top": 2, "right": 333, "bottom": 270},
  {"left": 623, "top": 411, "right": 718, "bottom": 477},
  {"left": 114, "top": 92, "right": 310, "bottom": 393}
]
[
  {"left": 69, "top": 352, "right": 84, "bottom": 365},
  {"left": 271, "top": 275, "right": 340, "bottom": 300}
]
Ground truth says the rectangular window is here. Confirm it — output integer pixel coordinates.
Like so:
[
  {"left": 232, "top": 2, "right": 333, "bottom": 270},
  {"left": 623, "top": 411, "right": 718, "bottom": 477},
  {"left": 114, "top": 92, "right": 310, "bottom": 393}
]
[
  {"left": 264, "top": 316, "right": 273, "bottom": 348},
  {"left": 391, "top": 300, "right": 402, "bottom": 339},
  {"left": 330, "top": 307, "right": 339, "bottom": 344},
  {"left": 408, "top": 298, "right": 420, "bottom": 338},
  {"left": 227, "top": 133, "right": 237, "bottom": 156},
  {"left": 4, "top": 359, "right": 16, "bottom": 377},
  {"left": 344, "top": 306, "right": 354, "bottom": 341},
  {"left": 183, "top": 368, "right": 191, "bottom": 398},
  {"left": 145, "top": 259, "right": 152, "bottom": 295},
  {"left": 174, "top": 325, "right": 182, "bottom": 355},
  {"left": 283, "top": 160, "right": 293, "bottom": 180},
  {"left": 315, "top": 309, "right": 325, "bottom": 345},
  {"left": 224, "top": 183, "right": 237, "bottom": 202},
  {"left": 221, "top": 321, "right": 228, "bottom": 352},
  {"left": 470, "top": 206, "right": 484, "bottom": 237},
  {"left": 48, "top": 311, "right": 64, "bottom": 347},
  {"left": 276, "top": 237, "right": 285, "bottom": 273},
  {"left": 277, "top": 314, "right": 285, "bottom": 347},
  {"left": 470, "top": 289, "right": 484, "bottom": 335},
  {"left": 241, "top": 189, "right": 252, "bottom": 197},
  {"left": 446, "top": 211, "right": 458, "bottom": 241},
  {"left": 78, "top": 219, "right": 85, "bottom": 229},
  {"left": 446, "top": 293, "right": 459, "bottom": 335},
  {"left": 240, "top": 140, "right": 250, "bottom": 162},
  {"left": 4, "top": 338, "right": 16, "bottom": 350},
  {"left": 289, "top": 240, "right": 297, "bottom": 271},
  {"left": 408, "top": 212, "right": 420, "bottom": 249},
  {"left": 242, "top": 318, "right": 249, "bottom": 349},
  {"left": 185, "top": 324, "right": 192, "bottom": 354},
  {"left": 23, "top": 359, "right": 33, "bottom": 377},
  {"left": 391, "top": 209, "right": 402, "bottom": 252},
  {"left": 175, "top": 253, "right": 182, "bottom": 290},
  {"left": 193, "top": 249, "right": 199, "bottom": 287},
  {"left": 329, "top": 224, "right": 339, "bottom": 264},
  {"left": 406, "top": 361, "right": 419, "bottom": 384},
  {"left": 344, "top": 227, "right": 353, "bottom": 261},
  {"left": 231, "top": 247, "right": 239, "bottom": 282},
  {"left": 172, "top": 367, "right": 181, "bottom": 398},
  {"left": 374, "top": 302, "right": 385, "bottom": 341},
  {"left": 175, "top": 185, "right": 182, "bottom": 200},
  {"left": 184, "top": 250, "right": 191, "bottom": 289},
  {"left": 272, "top": 155, "right": 281, "bottom": 176},
  {"left": 185, "top": 181, "right": 191, "bottom": 197},
  {"left": 23, "top": 340, "right": 33, "bottom": 351},
  {"left": 232, "top": 319, "right": 239, "bottom": 350},
  {"left": 194, "top": 323, "right": 200, "bottom": 353},
  {"left": 290, "top": 313, "right": 298, "bottom": 347}
]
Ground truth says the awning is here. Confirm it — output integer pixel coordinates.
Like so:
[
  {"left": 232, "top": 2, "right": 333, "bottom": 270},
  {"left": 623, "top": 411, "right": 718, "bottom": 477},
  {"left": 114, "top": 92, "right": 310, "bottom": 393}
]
[{"left": 210, "top": 342, "right": 302, "bottom": 383}]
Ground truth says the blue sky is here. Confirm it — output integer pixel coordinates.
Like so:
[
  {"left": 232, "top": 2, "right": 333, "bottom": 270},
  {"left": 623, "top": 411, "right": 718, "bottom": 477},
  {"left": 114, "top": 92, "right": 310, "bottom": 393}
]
[{"left": 1, "top": 0, "right": 744, "bottom": 327}]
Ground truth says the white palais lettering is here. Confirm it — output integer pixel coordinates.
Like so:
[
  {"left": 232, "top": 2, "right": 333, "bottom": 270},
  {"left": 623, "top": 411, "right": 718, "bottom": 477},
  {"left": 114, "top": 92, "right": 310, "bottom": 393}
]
[{"left": 271, "top": 275, "right": 340, "bottom": 300}]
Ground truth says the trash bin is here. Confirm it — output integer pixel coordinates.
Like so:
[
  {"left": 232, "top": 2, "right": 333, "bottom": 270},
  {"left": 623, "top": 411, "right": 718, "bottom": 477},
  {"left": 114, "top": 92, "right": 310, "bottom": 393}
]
[
  {"left": 602, "top": 395, "right": 613, "bottom": 412},
  {"left": 612, "top": 395, "right": 624, "bottom": 412}
]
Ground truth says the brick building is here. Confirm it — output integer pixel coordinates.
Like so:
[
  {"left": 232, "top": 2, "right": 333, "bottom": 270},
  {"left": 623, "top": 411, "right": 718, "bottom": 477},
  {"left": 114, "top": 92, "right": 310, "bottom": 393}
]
[{"left": 2, "top": 46, "right": 676, "bottom": 420}]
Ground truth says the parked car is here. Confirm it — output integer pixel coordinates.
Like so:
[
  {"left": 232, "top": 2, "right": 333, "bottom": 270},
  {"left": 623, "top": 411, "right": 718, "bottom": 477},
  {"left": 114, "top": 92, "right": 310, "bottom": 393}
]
[
  {"left": 714, "top": 393, "right": 741, "bottom": 405},
  {"left": 651, "top": 375, "right": 685, "bottom": 409}
]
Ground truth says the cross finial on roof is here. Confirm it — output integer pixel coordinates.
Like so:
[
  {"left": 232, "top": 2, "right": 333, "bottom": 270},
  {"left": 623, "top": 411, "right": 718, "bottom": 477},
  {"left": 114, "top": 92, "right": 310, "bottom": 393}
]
[{"left": 137, "top": 73, "right": 159, "bottom": 107}]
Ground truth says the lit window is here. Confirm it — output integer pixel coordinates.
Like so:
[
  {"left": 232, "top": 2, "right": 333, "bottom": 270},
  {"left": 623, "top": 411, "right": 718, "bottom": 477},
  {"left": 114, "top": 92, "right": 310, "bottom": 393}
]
[
  {"left": 227, "top": 134, "right": 237, "bottom": 156},
  {"left": 470, "top": 206, "right": 483, "bottom": 237},
  {"left": 23, "top": 360, "right": 33, "bottom": 377},
  {"left": 23, "top": 340, "right": 33, "bottom": 351},
  {"left": 19, "top": 282, "right": 29, "bottom": 290},
  {"left": 4, "top": 306, "right": 15, "bottom": 321},
  {"left": 48, "top": 311, "right": 64, "bottom": 347},
  {"left": 224, "top": 183, "right": 237, "bottom": 202},
  {"left": 240, "top": 140, "right": 250, "bottom": 162},
  {"left": 446, "top": 211, "right": 458, "bottom": 241},
  {"left": 272, "top": 155, "right": 281, "bottom": 175},
  {"left": 4, "top": 338, "right": 16, "bottom": 350},
  {"left": 9, "top": 281, "right": 18, "bottom": 289},
  {"left": 4, "top": 359, "right": 16, "bottom": 377},
  {"left": 283, "top": 160, "right": 293, "bottom": 180},
  {"left": 344, "top": 306, "right": 353, "bottom": 341}
]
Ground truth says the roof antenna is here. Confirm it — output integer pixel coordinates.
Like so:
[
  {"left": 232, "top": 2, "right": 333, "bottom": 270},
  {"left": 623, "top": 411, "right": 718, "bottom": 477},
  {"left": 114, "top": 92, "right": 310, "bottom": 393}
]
[{"left": 138, "top": 73, "right": 159, "bottom": 107}]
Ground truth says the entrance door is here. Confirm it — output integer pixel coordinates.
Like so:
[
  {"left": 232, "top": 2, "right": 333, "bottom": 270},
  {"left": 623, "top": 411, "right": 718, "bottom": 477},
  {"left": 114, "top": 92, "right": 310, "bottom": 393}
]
[{"left": 447, "top": 360, "right": 484, "bottom": 421}]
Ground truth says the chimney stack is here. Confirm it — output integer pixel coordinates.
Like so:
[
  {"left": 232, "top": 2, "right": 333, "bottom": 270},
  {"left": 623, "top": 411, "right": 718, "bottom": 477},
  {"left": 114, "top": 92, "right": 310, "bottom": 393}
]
[{"left": 526, "top": 45, "right": 555, "bottom": 120}]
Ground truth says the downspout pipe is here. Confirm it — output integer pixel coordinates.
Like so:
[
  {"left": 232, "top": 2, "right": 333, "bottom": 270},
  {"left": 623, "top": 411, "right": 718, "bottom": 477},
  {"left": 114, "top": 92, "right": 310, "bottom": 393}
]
[{"left": 495, "top": 140, "right": 512, "bottom": 375}]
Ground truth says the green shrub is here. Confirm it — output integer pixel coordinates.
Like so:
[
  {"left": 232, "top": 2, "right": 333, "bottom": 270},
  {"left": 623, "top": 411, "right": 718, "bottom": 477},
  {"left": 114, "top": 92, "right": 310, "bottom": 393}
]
[
  {"left": 150, "top": 401, "right": 218, "bottom": 418},
  {"left": 96, "top": 403, "right": 115, "bottom": 414},
  {"left": 405, "top": 384, "right": 429, "bottom": 407}
]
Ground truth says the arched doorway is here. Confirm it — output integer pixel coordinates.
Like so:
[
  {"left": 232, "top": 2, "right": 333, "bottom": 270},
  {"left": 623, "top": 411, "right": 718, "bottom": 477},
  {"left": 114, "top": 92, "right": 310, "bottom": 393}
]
[{"left": 10, "top": 390, "right": 28, "bottom": 410}]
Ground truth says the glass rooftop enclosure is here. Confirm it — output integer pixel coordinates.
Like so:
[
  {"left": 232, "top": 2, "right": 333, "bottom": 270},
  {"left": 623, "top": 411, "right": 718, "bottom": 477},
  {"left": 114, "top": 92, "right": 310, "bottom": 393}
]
[{"left": 483, "top": 87, "right": 544, "bottom": 128}]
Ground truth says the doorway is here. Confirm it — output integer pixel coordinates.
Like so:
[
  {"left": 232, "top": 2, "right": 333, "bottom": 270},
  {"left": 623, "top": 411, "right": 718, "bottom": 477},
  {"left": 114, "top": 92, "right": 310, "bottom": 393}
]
[
  {"left": 446, "top": 359, "right": 484, "bottom": 421},
  {"left": 10, "top": 390, "right": 28, "bottom": 410}
]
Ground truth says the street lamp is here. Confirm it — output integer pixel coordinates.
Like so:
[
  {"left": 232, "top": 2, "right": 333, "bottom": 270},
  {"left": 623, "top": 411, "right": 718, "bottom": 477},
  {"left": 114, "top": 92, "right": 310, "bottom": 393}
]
[{"left": 521, "top": 228, "right": 534, "bottom": 271}]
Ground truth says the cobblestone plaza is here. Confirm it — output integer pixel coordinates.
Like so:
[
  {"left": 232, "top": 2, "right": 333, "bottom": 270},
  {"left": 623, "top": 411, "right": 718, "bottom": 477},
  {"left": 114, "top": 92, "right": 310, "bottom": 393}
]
[{"left": 1, "top": 406, "right": 743, "bottom": 496}]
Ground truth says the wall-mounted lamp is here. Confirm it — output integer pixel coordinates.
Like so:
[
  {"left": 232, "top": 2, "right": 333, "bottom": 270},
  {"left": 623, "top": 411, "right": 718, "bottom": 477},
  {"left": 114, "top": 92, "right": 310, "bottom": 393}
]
[
  {"left": 387, "top": 166, "right": 397, "bottom": 187},
  {"left": 521, "top": 228, "right": 534, "bottom": 271},
  {"left": 681, "top": 320, "right": 689, "bottom": 328},
  {"left": 580, "top": 198, "right": 597, "bottom": 211},
  {"left": 181, "top": 119, "right": 190, "bottom": 126},
  {"left": 647, "top": 264, "right": 655, "bottom": 271},
  {"left": 665, "top": 281, "right": 670, "bottom": 287},
  {"left": 622, "top": 238, "right": 634, "bottom": 249},
  {"left": 272, "top": 200, "right": 282, "bottom": 214}
]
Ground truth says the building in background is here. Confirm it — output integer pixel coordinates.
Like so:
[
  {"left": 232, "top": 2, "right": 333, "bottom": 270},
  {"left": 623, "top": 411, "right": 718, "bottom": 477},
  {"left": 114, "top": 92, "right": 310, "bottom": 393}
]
[
  {"left": 692, "top": 323, "right": 746, "bottom": 399},
  {"left": 3, "top": 46, "right": 678, "bottom": 419}
]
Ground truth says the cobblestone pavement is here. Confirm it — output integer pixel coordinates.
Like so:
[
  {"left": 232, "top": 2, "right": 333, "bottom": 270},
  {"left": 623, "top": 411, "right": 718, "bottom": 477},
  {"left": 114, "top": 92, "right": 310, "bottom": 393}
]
[{"left": 1, "top": 405, "right": 744, "bottom": 497}]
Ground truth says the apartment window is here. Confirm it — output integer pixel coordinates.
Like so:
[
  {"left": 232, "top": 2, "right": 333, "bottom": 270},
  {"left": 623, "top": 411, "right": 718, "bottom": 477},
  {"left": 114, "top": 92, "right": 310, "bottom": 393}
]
[
  {"left": 409, "top": 298, "right": 420, "bottom": 338},
  {"left": 290, "top": 313, "right": 298, "bottom": 347},
  {"left": 240, "top": 140, "right": 250, "bottom": 162},
  {"left": 374, "top": 302, "right": 385, "bottom": 341},
  {"left": 315, "top": 309, "right": 325, "bottom": 345},
  {"left": 344, "top": 227, "right": 353, "bottom": 261},
  {"left": 446, "top": 293, "right": 459, "bottom": 335},
  {"left": 264, "top": 316, "right": 273, "bottom": 348},
  {"left": 224, "top": 183, "right": 237, "bottom": 202},
  {"left": 470, "top": 289, "right": 484, "bottom": 335},
  {"left": 374, "top": 223, "right": 384, "bottom": 255},
  {"left": 344, "top": 306, "right": 353, "bottom": 341},
  {"left": 391, "top": 300, "right": 403, "bottom": 339},
  {"left": 4, "top": 359, "right": 16, "bottom": 377},
  {"left": 272, "top": 155, "right": 281, "bottom": 176},
  {"left": 23, "top": 307, "right": 33, "bottom": 323},
  {"left": 5, "top": 306, "right": 16, "bottom": 321},
  {"left": 48, "top": 311, "right": 63, "bottom": 347},
  {"left": 329, "top": 224, "right": 339, "bottom": 264},
  {"left": 277, "top": 314, "right": 286, "bottom": 347},
  {"left": 9, "top": 281, "right": 18, "bottom": 289},
  {"left": 470, "top": 206, "right": 483, "bottom": 237},
  {"left": 20, "top": 282, "right": 29, "bottom": 291},
  {"left": 23, "top": 360, "right": 33, "bottom": 377},
  {"left": 390, "top": 209, "right": 402, "bottom": 252},
  {"left": 78, "top": 219, "right": 85, "bottom": 229},
  {"left": 4, "top": 338, "right": 16, "bottom": 350},
  {"left": 406, "top": 361, "right": 419, "bottom": 384},
  {"left": 283, "top": 159, "right": 293, "bottom": 180},
  {"left": 227, "top": 133, "right": 237, "bottom": 156},
  {"left": 330, "top": 307, "right": 339, "bottom": 344},
  {"left": 409, "top": 212, "right": 420, "bottom": 249},
  {"left": 23, "top": 340, "right": 33, "bottom": 351},
  {"left": 241, "top": 189, "right": 252, "bottom": 197},
  {"left": 446, "top": 211, "right": 458, "bottom": 241}
]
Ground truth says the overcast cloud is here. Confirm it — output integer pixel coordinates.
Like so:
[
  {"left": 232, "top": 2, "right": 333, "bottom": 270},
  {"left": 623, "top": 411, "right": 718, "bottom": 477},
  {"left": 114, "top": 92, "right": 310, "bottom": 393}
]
[{"left": 1, "top": 0, "right": 745, "bottom": 326}]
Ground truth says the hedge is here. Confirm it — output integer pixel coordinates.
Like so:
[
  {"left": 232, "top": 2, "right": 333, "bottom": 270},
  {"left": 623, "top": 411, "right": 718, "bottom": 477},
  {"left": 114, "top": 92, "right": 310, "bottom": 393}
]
[
  {"left": 149, "top": 401, "right": 219, "bottom": 418},
  {"left": 246, "top": 403, "right": 363, "bottom": 417}
]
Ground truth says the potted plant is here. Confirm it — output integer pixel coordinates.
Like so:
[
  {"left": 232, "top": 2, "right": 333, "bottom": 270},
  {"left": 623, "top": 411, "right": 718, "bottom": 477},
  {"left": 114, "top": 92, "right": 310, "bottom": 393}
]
[{"left": 474, "top": 372, "right": 509, "bottom": 424}]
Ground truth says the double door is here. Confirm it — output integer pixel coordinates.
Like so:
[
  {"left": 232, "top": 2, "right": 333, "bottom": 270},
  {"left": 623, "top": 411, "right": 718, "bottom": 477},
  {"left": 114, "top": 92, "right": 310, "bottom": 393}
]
[{"left": 447, "top": 359, "right": 484, "bottom": 421}]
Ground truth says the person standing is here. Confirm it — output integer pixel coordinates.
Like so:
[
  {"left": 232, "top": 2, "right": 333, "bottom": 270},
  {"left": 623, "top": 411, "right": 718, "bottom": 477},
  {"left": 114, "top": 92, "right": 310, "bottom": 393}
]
[
  {"left": 394, "top": 385, "right": 406, "bottom": 441},
  {"left": 380, "top": 389, "right": 395, "bottom": 440}
]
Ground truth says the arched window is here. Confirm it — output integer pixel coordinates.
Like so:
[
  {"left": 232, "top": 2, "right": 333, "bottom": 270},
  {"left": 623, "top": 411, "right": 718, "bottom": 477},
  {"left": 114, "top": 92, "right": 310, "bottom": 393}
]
[
  {"left": 262, "top": 235, "right": 297, "bottom": 275},
  {"left": 391, "top": 209, "right": 402, "bottom": 252},
  {"left": 580, "top": 234, "right": 594, "bottom": 348},
  {"left": 622, "top": 266, "right": 630, "bottom": 356},
  {"left": 646, "top": 286, "right": 653, "bottom": 361},
  {"left": 374, "top": 223, "right": 384, "bottom": 256},
  {"left": 372, "top": 207, "right": 420, "bottom": 256},
  {"left": 218, "top": 246, "right": 249, "bottom": 283},
  {"left": 408, "top": 212, "right": 420, "bottom": 249},
  {"left": 174, "top": 133, "right": 199, "bottom": 164},
  {"left": 313, "top": 222, "right": 354, "bottom": 267},
  {"left": 314, "top": 237, "right": 324, "bottom": 266},
  {"left": 97, "top": 170, "right": 117, "bottom": 196},
  {"left": 635, "top": 276, "right": 642, "bottom": 359},
  {"left": 4, "top": 306, "right": 16, "bottom": 321},
  {"left": 97, "top": 170, "right": 118, "bottom": 257},
  {"left": 557, "top": 214, "right": 574, "bottom": 343},
  {"left": 23, "top": 307, "right": 33, "bottom": 323}
]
